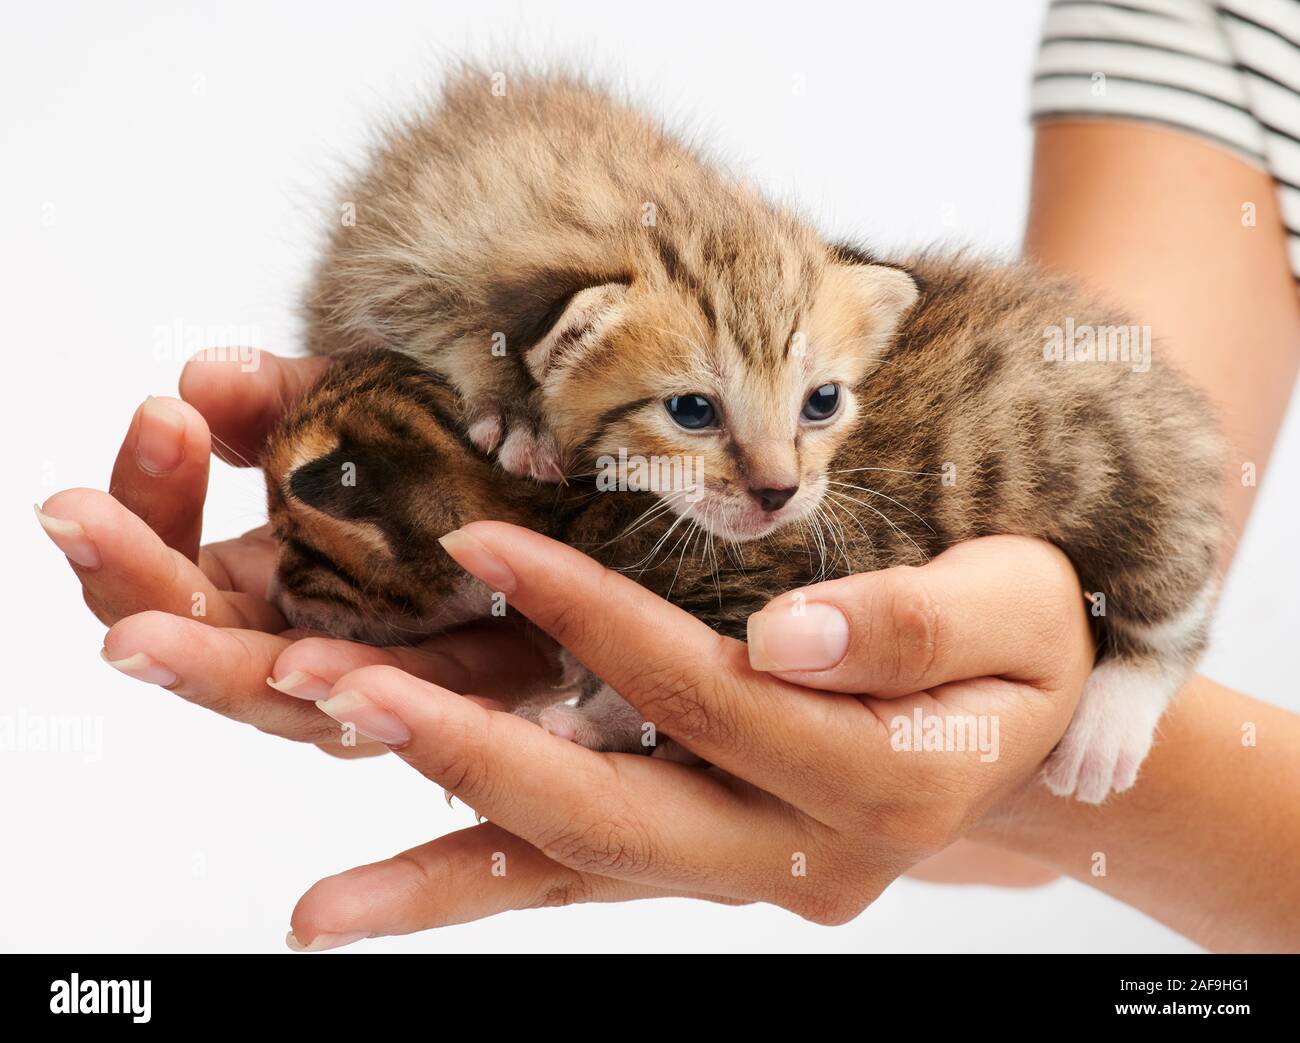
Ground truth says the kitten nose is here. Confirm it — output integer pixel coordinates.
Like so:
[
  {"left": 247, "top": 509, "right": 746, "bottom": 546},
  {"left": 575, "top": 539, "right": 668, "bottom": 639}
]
[{"left": 751, "top": 485, "right": 798, "bottom": 512}]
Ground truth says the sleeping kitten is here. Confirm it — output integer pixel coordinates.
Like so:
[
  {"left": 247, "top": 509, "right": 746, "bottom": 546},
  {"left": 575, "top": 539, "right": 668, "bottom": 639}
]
[
  {"left": 265, "top": 251, "right": 1222, "bottom": 804},
  {"left": 305, "top": 65, "right": 916, "bottom": 521}
]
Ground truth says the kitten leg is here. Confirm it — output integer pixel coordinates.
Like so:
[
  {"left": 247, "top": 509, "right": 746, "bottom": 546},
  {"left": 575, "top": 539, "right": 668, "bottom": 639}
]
[
  {"left": 497, "top": 391, "right": 565, "bottom": 482},
  {"left": 1041, "top": 657, "right": 1181, "bottom": 803},
  {"left": 536, "top": 685, "right": 648, "bottom": 752},
  {"left": 462, "top": 379, "right": 563, "bottom": 482},
  {"left": 1043, "top": 582, "right": 1214, "bottom": 803},
  {"left": 514, "top": 654, "right": 648, "bottom": 752},
  {"left": 528, "top": 685, "right": 697, "bottom": 760}
]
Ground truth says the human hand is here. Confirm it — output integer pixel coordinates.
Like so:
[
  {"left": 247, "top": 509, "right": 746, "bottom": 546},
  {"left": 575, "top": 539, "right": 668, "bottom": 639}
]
[
  {"left": 35, "top": 350, "right": 554, "bottom": 755},
  {"left": 283, "top": 523, "right": 1093, "bottom": 948}
]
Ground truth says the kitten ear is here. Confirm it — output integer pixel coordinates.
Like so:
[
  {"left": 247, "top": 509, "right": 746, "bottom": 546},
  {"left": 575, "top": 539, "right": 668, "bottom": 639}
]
[
  {"left": 832, "top": 263, "right": 919, "bottom": 338},
  {"left": 525, "top": 282, "right": 628, "bottom": 386}
]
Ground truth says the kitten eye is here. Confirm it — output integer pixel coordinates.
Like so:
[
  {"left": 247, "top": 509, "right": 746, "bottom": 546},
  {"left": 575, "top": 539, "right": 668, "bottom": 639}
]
[
  {"left": 665, "top": 394, "right": 716, "bottom": 430},
  {"left": 802, "top": 383, "right": 841, "bottom": 421}
]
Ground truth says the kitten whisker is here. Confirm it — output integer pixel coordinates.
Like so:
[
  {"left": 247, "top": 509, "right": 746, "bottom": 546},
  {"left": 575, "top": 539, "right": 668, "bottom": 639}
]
[
  {"left": 828, "top": 480, "right": 936, "bottom": 534},
  {"left": 827, "top": 488, "right": 926, "bottom": 561},
  {"left": 830, "top": 466, "right": 942, "bottom": 477},
  {"left": 209, "top": 430, "right": 255, "bottom": 469}
]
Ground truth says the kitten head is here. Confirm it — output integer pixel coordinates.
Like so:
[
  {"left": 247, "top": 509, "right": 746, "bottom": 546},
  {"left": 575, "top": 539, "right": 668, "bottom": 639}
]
[
  {"left": 262, "top": 351, "right": 552, "bottom": 644},
  {"left": 525, "top": 240, "right": 917, "bottom": 542}
]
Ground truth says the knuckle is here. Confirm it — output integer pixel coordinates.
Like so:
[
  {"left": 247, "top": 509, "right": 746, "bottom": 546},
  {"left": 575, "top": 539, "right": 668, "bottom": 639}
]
[
  {"left": 543, "top": 602, "right": 588, "bottom": 653},
  {"left": 531, "top": 873, "right": 595, "bottom": 910},
  {"left": 82, "top": 588, "right": 115, "bottom": 625},
  {"left": 200, "top": 688, "right": 247, "bottom": 724},
  {"left": 1004, "top": 537, "right": 1082, "bottom": 615},
  {"left": 391, "top": 848, "right": 450, "bottom": 902},
  {"left": 429, "top": 727, "right": 490, "bottom": 804},
  {"left": 436, "top": 756, "right": 491, "bottom": 814},
  {"left": 543, "top": 599, "right": 618, "bottom": 675},
  {"left": 536, "top": 809, "right": 654, "bottom": 878},
  {"left": 380, "top": 850, "right": 473, "bottom": 931},
  {"left": 790, "top": 886, "right": 866, "bottom": 927},
  {"left": 626, "top": 641, "right": 733, "bottom": 745},
  {"left": 874, "top": 785, "right": 970, "bottom": 861},
  {"left": 880, "top": 568, "right": 944, "bottom": 690}
]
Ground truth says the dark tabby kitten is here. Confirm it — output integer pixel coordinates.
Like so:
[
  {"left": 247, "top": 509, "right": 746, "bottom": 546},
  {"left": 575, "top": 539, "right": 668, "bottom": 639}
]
[{"left": 264, "top": 256, "right": 1222, "bottom": 804}]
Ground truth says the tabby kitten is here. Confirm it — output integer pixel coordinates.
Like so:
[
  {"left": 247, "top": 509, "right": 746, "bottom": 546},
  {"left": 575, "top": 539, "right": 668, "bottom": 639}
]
[
  {"left": 266, "top": 251, "right": 1221, "bottom": 804},
  {"left": 305, "top": 65, "right": 916, "bottom": 529}
]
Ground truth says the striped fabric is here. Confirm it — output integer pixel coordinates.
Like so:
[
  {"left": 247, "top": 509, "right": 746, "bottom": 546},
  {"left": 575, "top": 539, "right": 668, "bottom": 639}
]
[{"left": 1031, "top": 0, "right": 1300, "bottom": 279}]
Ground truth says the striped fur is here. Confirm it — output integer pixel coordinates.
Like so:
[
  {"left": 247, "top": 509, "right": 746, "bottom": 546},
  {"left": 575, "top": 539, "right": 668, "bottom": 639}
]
[{"left": 265, "top": 253, "right": 1222, "bottom": 799}]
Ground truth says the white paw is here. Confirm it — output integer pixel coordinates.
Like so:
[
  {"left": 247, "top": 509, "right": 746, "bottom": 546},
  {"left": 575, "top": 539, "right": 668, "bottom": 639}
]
[
  {"left": 1042, "top": 659, "right": 1178, "bottom": 804},
  {"left": 522, "top": 684, "right": 646, "bottom": 753},
  {"left": 467, "top": 415, "right": 503, "bottom": 454},
  {"left": 497, "top": 424, "right": 564, "bottom": 482},
  {"left": 538, "top": 697, "right": 595, "bottom": 738}
]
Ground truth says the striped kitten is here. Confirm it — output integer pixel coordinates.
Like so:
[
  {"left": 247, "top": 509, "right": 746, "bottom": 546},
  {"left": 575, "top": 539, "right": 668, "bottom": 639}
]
[
  {"left": 266, "top": 252, "right": 1221, "bottom": 803},
  {"left": 304, "top": 66, "right": 916, "bottom": 525}
]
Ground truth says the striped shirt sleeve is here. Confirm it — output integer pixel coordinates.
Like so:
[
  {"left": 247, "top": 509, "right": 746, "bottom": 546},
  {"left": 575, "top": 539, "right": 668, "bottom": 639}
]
[{"left": 1030, "top": 0, "right": 1300, "bottom": 278}]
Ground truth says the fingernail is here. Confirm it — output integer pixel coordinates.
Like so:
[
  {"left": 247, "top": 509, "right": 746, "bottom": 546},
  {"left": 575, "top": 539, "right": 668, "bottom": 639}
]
[
  {"left": 267, "top": 670, "right": 332, "bottom": 701},
  {"left": 316, "top": 690, "right": 411, "bottom": 746},
  {"left": 34, "top": 505, "right": 101, "bottom": 568},
  {"left": 747, "top": 602, "right": 849, "bottom": 672},
  {"left": 101, "top": 648, "right": 179, "bottom": 687},
  {"left": 437, "top": 529, "right": 517, "bottom": 595},
  {"left": 136, "top": 396, "right": 187, "bottom": 475},
  {"left": 285, "top": 929, "right": 367, "bottom": 953}
]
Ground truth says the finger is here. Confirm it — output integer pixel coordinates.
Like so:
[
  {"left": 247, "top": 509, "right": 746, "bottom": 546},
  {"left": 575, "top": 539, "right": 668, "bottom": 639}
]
[
  {"left": 286, "top": 822, "right": 747, "bottom": 950},
  {"left": 37, "top": 489, "right": 284, "bottom": 631},
  {"left": 316, "top": 664, "right": 806, "bottom": 902},
  {"left": 434, "top": 522, "right": 856, "bottom": 795},
  {"left": 104, "top": 611, "right": 370, "bottom": 747},
  {"left": 179, "top": 348, "right": 329, "bottom": 467},
  {"left": 746, "top": 535, "right": 1093, "bottom": 696},
  {"left": 197, "top": 524, "right": 282, "bottom": 599},
  {"left": 268, "top": 637, "right": 506, "bottom": 713},
  {"left": 108, "top": 396, "right": 211, "bottom": 561},
  {"left": 267, "top": 625, "right": 558, "bottom": 705}
]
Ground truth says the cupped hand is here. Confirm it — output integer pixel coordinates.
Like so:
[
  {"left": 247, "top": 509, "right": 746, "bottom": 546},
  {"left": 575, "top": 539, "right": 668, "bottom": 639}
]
[
  {"left": 36, "top": 349, "right": 554, "bottom": 755},
  {"left": 283, "top": 522, "right": 1093, "bottom": 949}
]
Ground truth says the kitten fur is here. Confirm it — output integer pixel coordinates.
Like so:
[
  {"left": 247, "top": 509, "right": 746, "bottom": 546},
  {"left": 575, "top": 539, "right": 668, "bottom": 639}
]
[
  {"left": 304, "top": 64, "right": 918, "bottom": 544},
  {"left": 266, "top": 251, "right": 1221, "bottom": 804}
]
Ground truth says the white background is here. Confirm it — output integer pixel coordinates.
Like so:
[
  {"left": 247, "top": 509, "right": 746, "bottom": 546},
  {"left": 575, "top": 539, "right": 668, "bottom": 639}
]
[{"left": 2, "top": 0, "right": 1296, "bottom": 953}]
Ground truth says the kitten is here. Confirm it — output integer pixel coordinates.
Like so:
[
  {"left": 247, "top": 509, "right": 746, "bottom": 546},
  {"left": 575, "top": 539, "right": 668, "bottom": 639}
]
[
  {"left": 304, "top": 65, "right": 916, "bottom": 514},
  {"left": 265, "top": 247, "right": 1222, "bottom": 803}
]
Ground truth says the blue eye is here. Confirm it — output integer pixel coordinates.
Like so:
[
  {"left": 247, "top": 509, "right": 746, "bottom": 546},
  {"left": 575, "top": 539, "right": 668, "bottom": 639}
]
[
  {"left": 665, "top": 394, "right": 716, "bottom": 430},
  {"left": 802, "top": 383, "right": 840, "bottom": 421}
]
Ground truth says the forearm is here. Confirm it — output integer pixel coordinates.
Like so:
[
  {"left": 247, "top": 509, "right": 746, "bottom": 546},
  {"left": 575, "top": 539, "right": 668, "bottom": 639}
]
[
  {"left": 973, "top": 674, "right": 1300, "bottom": 952},
  {"left": 1024, "top": 121, "right": 1300, "bottom": 558}
]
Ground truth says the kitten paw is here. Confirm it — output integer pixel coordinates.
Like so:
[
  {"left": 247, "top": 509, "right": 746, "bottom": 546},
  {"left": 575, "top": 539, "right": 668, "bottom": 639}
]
[
  {"left": 467, "top": 415, "right": 503, "bottom": 454},
  {"left": 518, "top": 683, "right": 646, "bottom": 753},
  {"left": 498, "top": 423, "right": 564, "bottom": 482},
  {"left": 1042, "top": 659, "right": 1177, "bottom": 804},
  {"left": 465, "top": 402, "right": 564, "bottom": 482},
  {"left": 538, "top": 702, "right": 607, "bottom": 748}
]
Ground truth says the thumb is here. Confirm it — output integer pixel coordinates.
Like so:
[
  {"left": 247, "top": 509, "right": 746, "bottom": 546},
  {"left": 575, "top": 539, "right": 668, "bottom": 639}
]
[{"left": 745, "top": 535, "right": 1091, "bottom": 696}]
